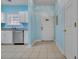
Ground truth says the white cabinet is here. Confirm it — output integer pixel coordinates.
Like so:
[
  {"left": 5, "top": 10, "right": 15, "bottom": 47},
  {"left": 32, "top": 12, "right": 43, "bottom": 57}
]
[
  {"left": 1, "top": 31, "right": 6, "bottom": 43},
  {"left": 1, "top": 31, "right": 13, "bottom": 44},
  {"left": 6, "top": 31, "right": 13, "bottom": 44},
  {"left": 24, "top": 31, "right": 29, "bottom": 44},
  {"left": 1, "top": 30, "right": 29, "bottom": 44}
]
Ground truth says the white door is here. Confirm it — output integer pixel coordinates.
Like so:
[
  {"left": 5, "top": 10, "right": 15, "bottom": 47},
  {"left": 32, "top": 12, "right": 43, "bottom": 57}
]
[
  {"left": 40, "top": 13, "right": 54, "bottom": 40},
  {"left": 64, "top": 0, "right": 78, "bottom": 59}
]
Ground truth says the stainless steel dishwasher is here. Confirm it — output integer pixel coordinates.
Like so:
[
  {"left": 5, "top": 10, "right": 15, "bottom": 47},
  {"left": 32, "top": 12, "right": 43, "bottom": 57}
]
[{"left": 13, "top": 30, "right": 24, "bottom": 45}]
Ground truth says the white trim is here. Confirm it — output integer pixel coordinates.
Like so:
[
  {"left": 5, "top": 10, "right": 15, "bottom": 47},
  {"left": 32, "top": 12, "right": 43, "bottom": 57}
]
[{"left": 56, "top": 42, "right": 64, "bottom": 55}]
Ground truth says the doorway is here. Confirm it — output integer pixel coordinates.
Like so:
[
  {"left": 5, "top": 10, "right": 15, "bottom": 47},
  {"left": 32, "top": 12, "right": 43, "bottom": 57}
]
[{"left": 40, "top": 12, "right": 55, "bottom": 41}]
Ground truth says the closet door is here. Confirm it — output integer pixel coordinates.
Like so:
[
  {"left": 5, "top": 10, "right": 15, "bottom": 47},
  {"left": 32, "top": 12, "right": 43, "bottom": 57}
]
[
  {"left": 72, "top": 0, "right": 78, "bottom": 58},
  {"left": 64, "top": 0, "right": 78, "bottom": 59}
]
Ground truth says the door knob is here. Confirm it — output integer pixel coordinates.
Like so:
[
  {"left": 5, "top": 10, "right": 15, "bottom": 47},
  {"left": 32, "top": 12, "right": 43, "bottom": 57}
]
[
  {"left": 64, "top": 29, "right": 67, "bottom": 32},
  {"left": 41, "top": 27, "right": 43, "bottom": 30}
]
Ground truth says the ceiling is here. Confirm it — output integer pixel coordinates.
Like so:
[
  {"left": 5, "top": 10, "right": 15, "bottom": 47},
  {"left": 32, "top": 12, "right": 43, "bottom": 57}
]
[
  {"left": 33, "top": 0, "right": 57, "bottom": 6},
  {"left": 1, "top": 0, "right": 57, "bottom": 5}
]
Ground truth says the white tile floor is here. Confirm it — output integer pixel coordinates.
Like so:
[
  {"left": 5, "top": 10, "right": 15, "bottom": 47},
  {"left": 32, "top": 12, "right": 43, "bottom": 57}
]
[{"left": 1, "top": 41, "right": 65, "bottom": 59}]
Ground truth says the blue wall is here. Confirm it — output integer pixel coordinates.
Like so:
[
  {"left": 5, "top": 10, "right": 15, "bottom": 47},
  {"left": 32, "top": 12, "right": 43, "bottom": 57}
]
[
  {"left": 55, "top": 4, "right": 64, "bottom": 54},
  {"left": 33, "top": 13, "right": 41, "bottom": 40},
  {"left": 1, "top": 5, "right": 28, "bottom": 13},
  {"left": 32, "top": 6, "right": 56, "bottom": 41},
  {"left": 28, "top": 0, "right": 36, "bottom": 46}
]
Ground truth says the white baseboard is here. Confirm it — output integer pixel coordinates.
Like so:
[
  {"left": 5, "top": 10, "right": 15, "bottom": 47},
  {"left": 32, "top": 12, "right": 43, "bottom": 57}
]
[
  {"left": 56, "top": 42, "right": 64, "bottom": 55},
  {"left": 32, "top": 39, "right": 54, "bottom": 45},
  {"left": 32, "top": 39, "right": 42, "bottom": 45}
]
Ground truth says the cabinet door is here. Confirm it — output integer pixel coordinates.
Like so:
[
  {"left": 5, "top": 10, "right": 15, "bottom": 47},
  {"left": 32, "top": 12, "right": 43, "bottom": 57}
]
[
  {"left": 5, "top": 31, "right": 13, "bottom": 44},
  {"left": 1, "top": 31, "right": 6, "bottom": 43},
  {"left": 1, "top": 31, "right": 13, "bottom": 44},
  {"left": 24, "top": 31, "right": 28, "bottom": 44}
]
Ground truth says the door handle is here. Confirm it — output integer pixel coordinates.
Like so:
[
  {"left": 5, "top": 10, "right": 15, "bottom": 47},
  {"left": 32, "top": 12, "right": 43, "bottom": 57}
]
[
  {"left": 41, "top": 27, "right": 43, "bottom": 30},
  {"left": 64, "top": 29, "right": 67, "bottom": 32}
]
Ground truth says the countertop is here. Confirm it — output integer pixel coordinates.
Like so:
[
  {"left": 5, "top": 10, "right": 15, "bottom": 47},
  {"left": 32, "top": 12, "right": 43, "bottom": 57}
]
[{"left": 1, "top": 23, "right": 28, "bottom": 31}]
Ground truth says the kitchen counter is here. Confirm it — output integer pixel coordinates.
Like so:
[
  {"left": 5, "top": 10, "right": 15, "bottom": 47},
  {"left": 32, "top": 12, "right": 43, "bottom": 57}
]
[
  {"left": 1, "top": 28, "right": 28, "bottom": 31},
  {"left": 1, "top": 23, "right": 28, "bottom": 31}
]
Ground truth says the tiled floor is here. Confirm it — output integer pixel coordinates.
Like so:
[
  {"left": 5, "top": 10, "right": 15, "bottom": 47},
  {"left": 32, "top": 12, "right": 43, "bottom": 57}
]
[{"left": 1, "top": 41, "right": 65, "bottom": 59}]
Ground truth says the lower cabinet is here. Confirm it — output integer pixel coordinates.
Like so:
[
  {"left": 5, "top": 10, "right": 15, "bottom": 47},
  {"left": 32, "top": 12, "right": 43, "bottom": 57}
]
[
  {"left": 1, "top": 31, "right": 6, "bottom": 43},
  {"left": 1, "top": 31, "right": 13, "bottom": 44},
  {"left": 1, "top": 30, "right": 29, "bottom": 45}
]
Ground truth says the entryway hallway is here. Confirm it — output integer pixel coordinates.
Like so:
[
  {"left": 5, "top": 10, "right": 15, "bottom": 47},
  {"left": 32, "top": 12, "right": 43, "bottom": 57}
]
[{"left": 1, "top": 41, "right": 65, "bottom": 59}]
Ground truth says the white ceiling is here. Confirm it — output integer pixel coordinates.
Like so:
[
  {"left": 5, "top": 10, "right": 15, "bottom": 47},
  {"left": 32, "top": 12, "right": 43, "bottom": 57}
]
[
  {"left": 1, "top": 0, "right": 57, "bottom": 5},
  {"left": 33, "top": 0, "right": 57, "bottom": 6}
]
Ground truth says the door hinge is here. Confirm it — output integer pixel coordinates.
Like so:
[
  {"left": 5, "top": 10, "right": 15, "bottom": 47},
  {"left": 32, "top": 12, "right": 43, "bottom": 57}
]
[
  {"left": 74, "top": 22, "right": 77, "bottom": 27},
  {"left": 74, "top": 56, "right": 76, "bottom": 59}
]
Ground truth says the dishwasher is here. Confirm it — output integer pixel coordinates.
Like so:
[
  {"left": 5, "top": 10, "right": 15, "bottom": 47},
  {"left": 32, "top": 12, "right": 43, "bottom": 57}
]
[{"left": 13, "top": 30, "right": 24, "bottom": 45}]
